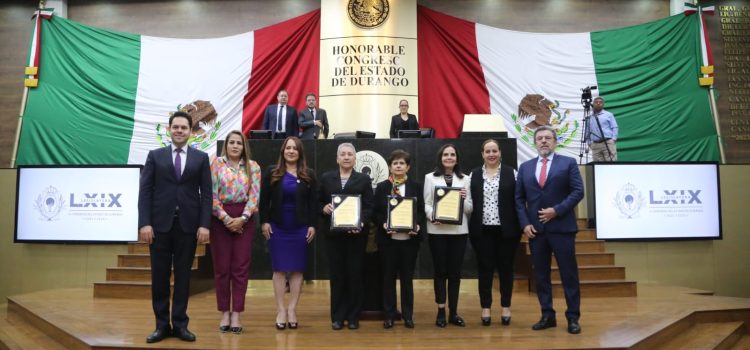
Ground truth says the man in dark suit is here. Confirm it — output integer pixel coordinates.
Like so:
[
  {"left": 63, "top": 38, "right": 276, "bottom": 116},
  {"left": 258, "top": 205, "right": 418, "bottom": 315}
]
[
  {"left": 515, "top": 126, "right": 584, "bottom": 335},
  {"left": 298, "top": 92, "right": 329, "bottom": 139},
  {"left": 262, "top": 89, "right": 298, "bottom": 139},
  {"left": 138, "top": 111, "right": 212, "bottom": 343}
]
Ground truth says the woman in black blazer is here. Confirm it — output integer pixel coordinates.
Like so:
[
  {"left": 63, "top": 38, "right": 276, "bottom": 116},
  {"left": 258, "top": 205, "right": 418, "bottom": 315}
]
[
  {"left": 373, "top": 149, "right": 424, "bottom": 329},
  {"left": 468, "top": 139, "right": 521, "bottom": 326},
  {"left": 259, "top": 136, "right": 318, "bottom": 330},
  {"left": 389, "top": 99, "right": 420, "bottom": 138},
  {"left": 318, "top": 143, "right": 374, "bottom": 330}
]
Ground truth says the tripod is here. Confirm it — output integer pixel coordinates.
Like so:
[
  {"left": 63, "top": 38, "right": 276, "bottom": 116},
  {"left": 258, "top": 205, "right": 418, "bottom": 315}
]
[{"left": 578, "top": 87, "right": 594, "bottom": 165}]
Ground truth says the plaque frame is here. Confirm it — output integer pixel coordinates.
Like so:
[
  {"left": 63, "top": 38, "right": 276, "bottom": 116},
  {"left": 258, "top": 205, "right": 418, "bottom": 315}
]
[
  {"left": 331, "top": 194, "right": 362, "bottom": 231},
  {"left": 432, "top": 186, "right": 464, "bottom": 225},
  {"left": 386, "top": 195, "right": 417, "bottom": 232}
]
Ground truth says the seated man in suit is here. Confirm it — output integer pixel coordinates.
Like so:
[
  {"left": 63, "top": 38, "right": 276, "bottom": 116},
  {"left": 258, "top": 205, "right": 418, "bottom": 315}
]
[
  {"left": 515, "top": 125, "right": 585, "bottom": 335},
  {"left": 262, "top": 89, "right": 298, "bottom": 139},
  {"left": 298, "top": 92, "right": 329, "bottom": 140}
]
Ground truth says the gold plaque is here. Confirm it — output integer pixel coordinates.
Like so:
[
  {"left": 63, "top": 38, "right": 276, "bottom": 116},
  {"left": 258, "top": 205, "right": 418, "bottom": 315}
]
[
  {"left": 331, "top": 194, "right": 362, "bottom": 231},
  {"left": 348, "top": 0, "right": 390, "bottom": 29},
  {"left": 433, "top": 187, "right": 463, "bottom": 225}
]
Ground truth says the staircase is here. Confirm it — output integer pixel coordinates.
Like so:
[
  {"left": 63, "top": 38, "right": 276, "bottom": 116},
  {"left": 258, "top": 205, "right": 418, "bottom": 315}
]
[
  {"left": 519, "top": 218, "right": 637, "bottom": 297},
  {"left": 92, "top": 242, "right": 214, "bottom": 298}
]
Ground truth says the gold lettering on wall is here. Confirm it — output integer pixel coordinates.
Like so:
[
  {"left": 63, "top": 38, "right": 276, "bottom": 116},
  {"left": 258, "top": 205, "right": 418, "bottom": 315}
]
[{"left": 721, "top": 4, "right": 750, "bottom": 141}]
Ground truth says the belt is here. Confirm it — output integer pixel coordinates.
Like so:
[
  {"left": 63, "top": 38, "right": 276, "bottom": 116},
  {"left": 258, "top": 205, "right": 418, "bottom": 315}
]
[{"left": 593, "top": 138, "right": 611, "bottom": 144}]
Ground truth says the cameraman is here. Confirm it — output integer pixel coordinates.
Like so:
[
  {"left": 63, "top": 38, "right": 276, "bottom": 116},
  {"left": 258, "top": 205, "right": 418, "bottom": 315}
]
[{"left": 587, "top": 96, "right": 618, "bottom": 161}]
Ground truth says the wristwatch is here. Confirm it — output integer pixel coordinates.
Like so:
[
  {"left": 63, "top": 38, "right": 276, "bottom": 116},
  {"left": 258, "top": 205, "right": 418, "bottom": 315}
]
[{"left": 241, "top": 214, "right": 250, "bottom": 223}]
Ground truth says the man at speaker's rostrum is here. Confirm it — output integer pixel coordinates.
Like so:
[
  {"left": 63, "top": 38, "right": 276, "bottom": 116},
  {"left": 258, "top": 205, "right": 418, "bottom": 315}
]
[
  {"left": 515, "top": 126, "right": 585, "bottom": 334},
  {"left": 262, "top": 89, "right": 299, "bottom": 140},
  {"left": 299, "top": 92, "right": 329, "bottom": 140}
]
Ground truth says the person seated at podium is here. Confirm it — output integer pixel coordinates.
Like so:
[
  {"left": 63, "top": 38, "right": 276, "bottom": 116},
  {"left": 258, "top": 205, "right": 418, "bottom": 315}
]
[
  {"left": 318, "top": 143, "right": 374, "bottom": 330},
  {"left": 468, "top": 139, "right": 521, "bottom": 326},
  {"left": 424, "top": 144, "right": 473, "bottom": 328},
  {"left": 373, "top": 149, "right": 424, "bottom": 329},
  {"left": 389, "top": 99, "right": 419, "bottom": 138},
  {"left": 209, "top": 130, "right": 261, "bottom": 334},
  {"left": 260, "top": 136, "right": 318, "bottom": 330}
]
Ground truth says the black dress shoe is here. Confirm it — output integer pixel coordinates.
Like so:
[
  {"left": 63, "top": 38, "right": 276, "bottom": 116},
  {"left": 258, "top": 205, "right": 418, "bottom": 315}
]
[
  {"left": 567, "top": 319, "right": 581, "bottom": 334},
  {"left": 173, "top": 327, "right": 196, "bottom": 342},
  {"left": 287, "top": 322, "right": 298, "bottom": 329},
  {"left": 383, "top": 319, "right": 394, "bottom": 329},
  {"left": 347, "top": 320, "right": 359, "bottom": 329},
  {"left": 331, "top": 321, "right": 343, "bottom": 330},
  {"left": 531, "top": 316, "right": 557, "bottom": 330},
  {"left": 219, "top": 325, "right": 231, "bottom": 333},
  {"left": 481, "top": 316, "right": 491, "bottom": 326},
  {"left": 501, "top": 316, "right": 511, "bottom": 326},
  {"left": 435, "top": 316, "right": 447, "bottom": 328},
  {"left": 404, "top": 319, "right": 415, "bottom": 328},
  {"left": 146, "top": 328, "right": 170, "bottom": 343},
  {"left": 448, "top": 315, "right": 465, "bottom": 327}
]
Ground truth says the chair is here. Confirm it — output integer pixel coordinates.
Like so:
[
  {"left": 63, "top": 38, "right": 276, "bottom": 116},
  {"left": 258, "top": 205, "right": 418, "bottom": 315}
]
[
  {"left": 333, "top": 132, "right": 356, "bottom": 139},
  {"left": 419, "top": 128, "right": 435, "bottom": 138}
]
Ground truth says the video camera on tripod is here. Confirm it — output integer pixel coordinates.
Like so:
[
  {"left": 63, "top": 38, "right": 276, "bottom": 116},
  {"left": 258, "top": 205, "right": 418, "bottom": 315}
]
[{"left": 581, "top": 85, "right": 598, "bottom": 111}]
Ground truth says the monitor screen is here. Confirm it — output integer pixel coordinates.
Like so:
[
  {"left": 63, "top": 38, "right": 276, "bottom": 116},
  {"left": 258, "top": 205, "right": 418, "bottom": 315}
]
[
  {"left": 249, "top": 130, "right": 272, "bottom": 139},
  {"left": 398, "top": 130, "right": 421, "bottom": 138},
  {"left": 592, "top": 162, "right": 721, "bottom": 240},
  {"left": 15, "top": 166, "right": 142, "bottom": 243}
]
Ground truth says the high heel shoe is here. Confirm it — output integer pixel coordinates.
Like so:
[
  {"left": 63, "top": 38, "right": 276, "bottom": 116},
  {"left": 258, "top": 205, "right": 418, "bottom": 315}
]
[
  {"left": 276, "top": 311, "right": 287, "bottom": 330},
  {"left": 219, "top": 325, "right": 231, "bottom": 333},
  {"left": 231, "top": 326, "right": 243, "bottom": 334},
  {"left": 501, "top": 316, "right": 511, "bottom": 326},
  {"left": 287, "top": 322, "right": 298, "bottom": 329},
  {"left": 481, "top": 316, "right": 491, "bottom": 326},
  {"left": 435, "top": 308, "right": 447, "bottom": 328},
  {"left": 275, "top": 322, "right": 286, "bottom": 330}
]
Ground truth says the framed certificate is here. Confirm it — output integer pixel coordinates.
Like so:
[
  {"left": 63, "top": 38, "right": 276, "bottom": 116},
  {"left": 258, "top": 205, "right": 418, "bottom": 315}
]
[
  {"left": 386, "top": 196, "right": 416, "bottom": 232},
  {"left": 432, "top": 186, "right": 463, "bottom": 225},
  {"left": 331, "top": 194, "right": 361, "bottom": 231}
]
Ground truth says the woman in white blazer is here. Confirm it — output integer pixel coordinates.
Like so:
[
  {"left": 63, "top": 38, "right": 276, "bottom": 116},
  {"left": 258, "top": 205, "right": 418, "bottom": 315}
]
[{"left": 424, "top": 143, "right": 473, "bottom": 328}]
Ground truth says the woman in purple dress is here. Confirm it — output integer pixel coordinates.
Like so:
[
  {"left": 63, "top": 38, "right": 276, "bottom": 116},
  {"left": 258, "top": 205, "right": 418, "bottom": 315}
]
[{"left": 260, "top": 136, "right": 318, "bottom": 330}]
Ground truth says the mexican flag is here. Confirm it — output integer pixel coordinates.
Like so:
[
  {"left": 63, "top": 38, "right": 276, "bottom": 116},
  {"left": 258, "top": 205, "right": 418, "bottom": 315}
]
[
  {"left": 17, "top": 10, "right": 320, "bottom": 165},
  {"left": 418, "top": 6, "right": 719, "bottom": 163}
]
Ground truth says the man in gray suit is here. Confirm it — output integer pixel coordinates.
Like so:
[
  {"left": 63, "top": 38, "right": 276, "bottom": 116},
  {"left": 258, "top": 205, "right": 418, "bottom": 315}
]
[
  {"left": 298, "top": 92, "right": 329, "bottom": 139},
  {"left": 138, "top": 111, "right": 212, "bottom": 343}
]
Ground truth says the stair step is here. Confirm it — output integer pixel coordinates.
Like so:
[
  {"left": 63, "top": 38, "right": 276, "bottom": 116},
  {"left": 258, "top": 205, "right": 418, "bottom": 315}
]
[
  {"left": 0, "top": 304, "right": 68, "bottom": 350},
  {"left": 106, "top": 267, "right": 199, "bottom": 282},
  {"left": 552, "top": 252, "right": 615, "bottom": 267},
  {"left": 522, "top": 240, "right": 606, "bottom": 253},
  {"left": 577, "top": 218, "right": 588, "bottom": 229},
  {"left": 128, "top": 242, "right": 207, "bottom": 255},
  {"left": 552, "top": 265, "right": 626, "bottom": 281},
  {"left": 550, "top": 279, "right": 637, "bottom": 297},
  {"left": 733, "top": 334, "right": 750, "bottom": 350},
  {"left": 93, "top": 281, "right": 156, "bottom": 298},
  {"left": 658, "top": 321, "right": 744, "bottom": 350},
  {"left": 576, "top": 229, "right": 597, "bottom": 240},
  {"left": 117, "top": 254, "right": 199, "bottom": 268}
]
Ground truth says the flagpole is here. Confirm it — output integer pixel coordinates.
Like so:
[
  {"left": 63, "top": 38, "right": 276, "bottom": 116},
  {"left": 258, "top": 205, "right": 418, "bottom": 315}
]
[
  {"left": 708, "top": 87, "right": 726, "bottom": 163},
  {"left": 10, "top": 0, "right": 47, "bottom": 168}
]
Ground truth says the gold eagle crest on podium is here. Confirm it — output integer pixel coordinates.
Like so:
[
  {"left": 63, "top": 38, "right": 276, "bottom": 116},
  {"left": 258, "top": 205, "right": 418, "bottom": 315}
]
[{"left": 347, "top": 0, "right": 390, "bottom": 28}]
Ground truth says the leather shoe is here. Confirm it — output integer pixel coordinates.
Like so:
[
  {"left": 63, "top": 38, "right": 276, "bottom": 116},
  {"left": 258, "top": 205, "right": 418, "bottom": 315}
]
[
  {"left": 219, "top": 325, "right": 230, "bottom": 333},
  {"left": 404, "top": 319, "right": 415, "bottom": 328},
  {"left": 383, "top": 319, "right": 394, "bottom": 329},
  {"left": 567, "top": 319, "right": 581, "bottom": 334},
  {"left": 448, "top": 315, "right": 465, "bottom": 327},
  {"left": 287, "top": 322, "right": 298, "bottom": 330},
  {"left": 331, "top": 321, "right": 343, "bottom": 330},
  {"left": 531, "top": 316, "right": 557, "bottom": 330},
  {"left": 146, "top": 328, "right": 170, "bottom": 343},
  {"left": 435, "top": 316, "right": 447, "bottom": 328},
  {"left": 481, "top": 316, "right": 491, "bottom": 326},
  {"left": 347, "top": 320, "right": 359, "bottom": 329},
  {"left": 173, "top": 327, "right": 196, "bottom": 342}
]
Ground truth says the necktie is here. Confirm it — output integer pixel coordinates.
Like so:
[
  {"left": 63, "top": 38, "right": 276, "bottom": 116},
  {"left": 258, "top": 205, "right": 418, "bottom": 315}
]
[
  {"left": 174, "top": 148, "right": 183, "bottom": 181},
  {"left": 310, "top": 108, "right": 316, "bottom": 120},
  {"left": 276, "top": 106, "right": 282, "bottom": 132},
  {"left": 539, "top": 157, "right": 548, "bottom": 188}
]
